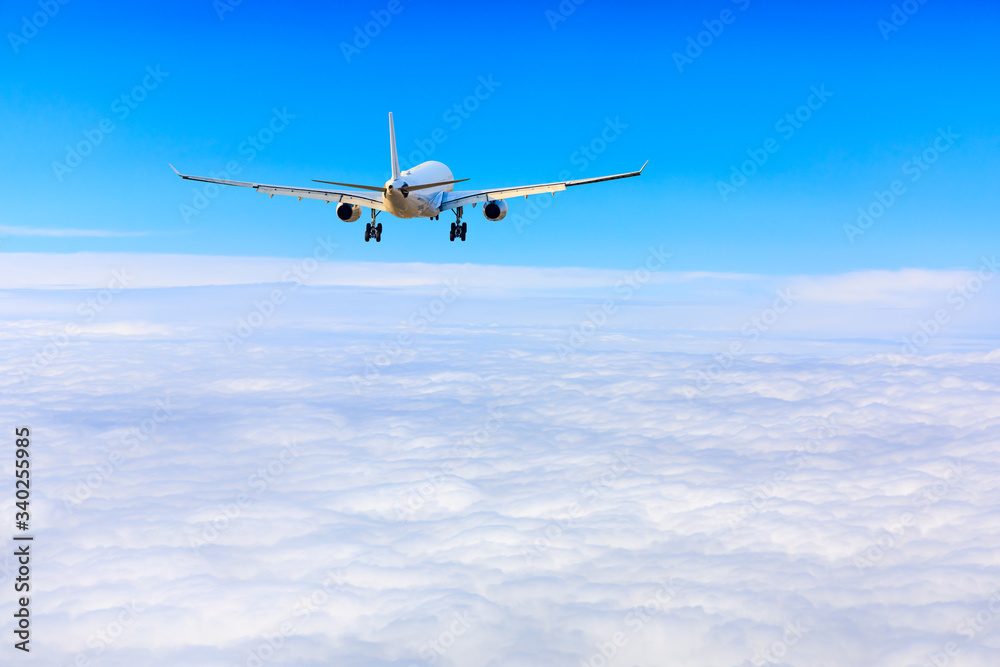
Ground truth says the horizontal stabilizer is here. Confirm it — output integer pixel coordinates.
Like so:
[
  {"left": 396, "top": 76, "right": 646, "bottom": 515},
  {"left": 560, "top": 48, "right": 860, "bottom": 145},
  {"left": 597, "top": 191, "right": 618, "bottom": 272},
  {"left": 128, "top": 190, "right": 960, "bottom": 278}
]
[
  {"left": 311, "top": 179, "right": 385, "bottom": 192},
  {"left": 404, "top": 178, "right": 469, "bottom": 192}
]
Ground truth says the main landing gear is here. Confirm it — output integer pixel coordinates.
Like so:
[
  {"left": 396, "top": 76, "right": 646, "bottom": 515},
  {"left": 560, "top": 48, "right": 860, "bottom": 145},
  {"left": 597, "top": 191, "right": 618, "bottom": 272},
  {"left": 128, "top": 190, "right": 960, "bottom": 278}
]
[
  {"left": 365, "top": 209, "right": 382, "bottom": 242},
  {"left": 449, "top": 206, "right": 467, "bottom": 242}
]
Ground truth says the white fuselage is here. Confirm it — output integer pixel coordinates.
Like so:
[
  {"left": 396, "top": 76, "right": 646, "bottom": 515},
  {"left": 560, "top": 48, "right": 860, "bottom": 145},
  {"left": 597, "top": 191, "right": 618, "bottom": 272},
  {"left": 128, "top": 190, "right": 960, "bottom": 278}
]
[{"left": 382, "top": 160, "right": 455, "bottom": 219}]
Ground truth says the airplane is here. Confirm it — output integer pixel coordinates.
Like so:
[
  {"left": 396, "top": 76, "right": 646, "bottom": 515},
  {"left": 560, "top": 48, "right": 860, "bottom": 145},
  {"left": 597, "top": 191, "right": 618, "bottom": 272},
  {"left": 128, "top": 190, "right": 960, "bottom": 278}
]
[{"left": 171, "top": 113, "right": 646, "bottom": 243}]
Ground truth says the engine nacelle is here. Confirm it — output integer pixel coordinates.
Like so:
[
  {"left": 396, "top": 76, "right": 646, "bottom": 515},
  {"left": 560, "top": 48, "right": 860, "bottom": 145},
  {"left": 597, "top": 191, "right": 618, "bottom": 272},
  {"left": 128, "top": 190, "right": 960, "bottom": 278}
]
[
  {"left": 483, "top": 199, "right": 507, "bottom": 221},
  {"left": 336, "top": 202, "right": 362, "bottom": 222}
]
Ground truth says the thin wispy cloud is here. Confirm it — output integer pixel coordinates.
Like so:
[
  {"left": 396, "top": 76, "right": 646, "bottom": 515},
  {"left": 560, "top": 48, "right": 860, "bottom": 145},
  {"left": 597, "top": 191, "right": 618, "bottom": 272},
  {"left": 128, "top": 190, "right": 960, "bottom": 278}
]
[{"left": 0, "top": 225, "right": 152, "bottom": 238}]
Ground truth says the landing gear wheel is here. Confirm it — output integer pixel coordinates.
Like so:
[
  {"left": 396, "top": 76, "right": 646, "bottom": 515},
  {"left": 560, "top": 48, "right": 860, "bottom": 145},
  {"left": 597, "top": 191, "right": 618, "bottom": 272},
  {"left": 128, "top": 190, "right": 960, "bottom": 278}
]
[
  {"left": 367, "top": 209, "right": 381, "bottom": 243},
  {"left": 451, "top": 206, "right": 464, "bottom": 243},
  {"left": 460, "top": 222, "right": 467, "bottom": 241}
]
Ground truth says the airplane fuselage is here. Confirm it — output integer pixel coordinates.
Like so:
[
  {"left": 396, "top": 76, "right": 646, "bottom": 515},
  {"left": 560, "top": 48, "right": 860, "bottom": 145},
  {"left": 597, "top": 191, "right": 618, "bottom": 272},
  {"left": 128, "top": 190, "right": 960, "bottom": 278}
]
[{"left": 382, "top": 160, "right": 456, "bottom": 219}]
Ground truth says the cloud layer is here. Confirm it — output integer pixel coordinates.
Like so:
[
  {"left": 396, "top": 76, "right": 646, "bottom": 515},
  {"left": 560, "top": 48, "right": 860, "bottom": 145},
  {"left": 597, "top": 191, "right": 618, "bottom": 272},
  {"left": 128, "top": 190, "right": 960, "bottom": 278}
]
[{"left": 1, "top": 259, "right": 999, "bottom": 666}]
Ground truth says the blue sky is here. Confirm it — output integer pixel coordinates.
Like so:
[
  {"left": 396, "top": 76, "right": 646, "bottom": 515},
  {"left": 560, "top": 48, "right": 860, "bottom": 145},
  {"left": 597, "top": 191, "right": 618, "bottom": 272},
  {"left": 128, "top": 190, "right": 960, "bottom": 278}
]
[{"left": 1, "top": 0, "right": 997, "bottom": 272}]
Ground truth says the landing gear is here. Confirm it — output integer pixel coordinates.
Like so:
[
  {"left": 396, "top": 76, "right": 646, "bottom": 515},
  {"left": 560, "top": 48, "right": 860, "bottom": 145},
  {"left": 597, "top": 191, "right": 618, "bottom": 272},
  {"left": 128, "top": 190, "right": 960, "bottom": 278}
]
[
  {"left": 366, "top": 209, "right": 382, "bottom": 242},
  {"left": 449, "top": 206, "right": 467, "bottom": 242}
]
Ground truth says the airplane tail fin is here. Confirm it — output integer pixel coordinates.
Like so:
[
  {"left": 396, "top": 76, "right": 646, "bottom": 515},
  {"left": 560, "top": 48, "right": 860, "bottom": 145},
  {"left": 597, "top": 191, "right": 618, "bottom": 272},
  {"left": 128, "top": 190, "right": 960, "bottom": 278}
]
[{"left": 389, "top": 112, "right": 400, "bottom": 180}]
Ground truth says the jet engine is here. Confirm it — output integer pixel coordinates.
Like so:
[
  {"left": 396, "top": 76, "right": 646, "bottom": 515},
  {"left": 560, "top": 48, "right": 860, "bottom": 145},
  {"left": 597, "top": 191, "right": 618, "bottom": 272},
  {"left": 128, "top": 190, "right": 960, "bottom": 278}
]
[
  {"left": 336, "top": 202, "right": 362, "bottom": 222},
  {"left": 483, "top": 199, "right": 508, "bottom": 221}
]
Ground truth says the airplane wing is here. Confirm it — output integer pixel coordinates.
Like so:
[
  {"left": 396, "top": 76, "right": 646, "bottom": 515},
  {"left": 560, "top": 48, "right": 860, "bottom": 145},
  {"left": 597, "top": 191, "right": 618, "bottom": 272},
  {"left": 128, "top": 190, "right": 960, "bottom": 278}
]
[
  {"left": 439, "top": 161, "right": 647, "bottom": 211},
  {"left": 169, "top": 165, "right": 386, "bottom": 210}
]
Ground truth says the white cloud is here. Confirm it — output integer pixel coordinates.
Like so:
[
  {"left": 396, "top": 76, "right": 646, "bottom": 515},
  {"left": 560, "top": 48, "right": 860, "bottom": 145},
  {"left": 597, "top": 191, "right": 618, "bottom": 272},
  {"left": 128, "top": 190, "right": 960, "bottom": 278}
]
[
  {"left": 0, "top": 225, "right": 152, "bottom": 238},
  {"left": 1, "top": 265, "right": 999, "bottom": 666}
]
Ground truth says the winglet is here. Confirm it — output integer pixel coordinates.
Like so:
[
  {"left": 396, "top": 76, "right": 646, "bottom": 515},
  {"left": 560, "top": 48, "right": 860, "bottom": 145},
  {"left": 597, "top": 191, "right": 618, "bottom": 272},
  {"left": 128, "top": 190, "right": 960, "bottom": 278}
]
[
  {"left": 638, "top": 159, "right": 649, "bottom": 174},
  {"left": 388, "top": 112, "right": 400, "bottom": 181},
  {"left": 169, "top": 163, "right": 181, "bottom": 176}
]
